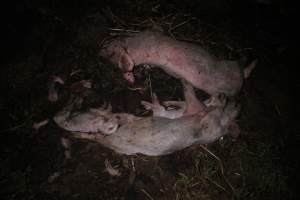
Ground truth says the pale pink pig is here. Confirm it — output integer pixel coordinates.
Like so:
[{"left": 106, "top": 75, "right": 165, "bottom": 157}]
[
  {"left": 54, "top": 81, "right": 240, "bottom": 156},
  {"left": 100, "top": 31, "right": 256, "bottom": 96}
]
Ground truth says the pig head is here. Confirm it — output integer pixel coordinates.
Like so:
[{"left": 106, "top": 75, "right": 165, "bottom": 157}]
[
  {"left": 53, "top": 99, "right": 119, "bottom": 135},
  {"left": 100, "top": 31, "right": 256, "bottom": 96}
]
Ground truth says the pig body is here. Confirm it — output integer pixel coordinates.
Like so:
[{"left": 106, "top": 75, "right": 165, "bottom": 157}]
[
  {"left": 100, "top": 31, "right": 256, "bottom": 96},
  {"left": 54, "top": 82, "right": 240, "bottom": 156},
  {"left": 71, "top": 102, "right": 238, "bottom": 156}
]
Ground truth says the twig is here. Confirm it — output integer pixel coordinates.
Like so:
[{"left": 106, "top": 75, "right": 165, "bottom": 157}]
[
  {"left": 107, "top": 28, "right": 140, "bottom": 33},
  {"left": 169, "top": 18, "right": 196, "bottom": 32},
  {"left": 199, "top": 145, "right": 236, "bottom": 197},
  {"left": 274, "top": 104, "right": 281, "bottom": 116},
  {"left": 200, "top": 145, "right": 224, "bottom": 174},
  {"left": 140, "top": 188, "right": 154, "bottom": 200},
  {"left": 223, "top": 176, "right": 236, "bottom": 198},
  {"left": 170, "top": 85, "right": 180, "bottom": 100},
  {"left": 148, "top": 74, "right": 153, "bottom": 101},
  {"left": 205, "top": 177, "right": 227, "bottom": 193},
  {"left": 70, "top": 69, "right": 82, "bottom": 76},
  {"left": 131, "top": 157, "right": 136, "bottom": 172},
  {"left": 175, "top": 37, "right": 204, "bottom": 45},
  {"left": 128, "top": 87, "right": 144, "bottom": 91},
  {"left": 224, "top": 43, "right": 234, "bottom": 51},
  {"left": 130, "top": 19, "right": 149, "bottom": 26}
]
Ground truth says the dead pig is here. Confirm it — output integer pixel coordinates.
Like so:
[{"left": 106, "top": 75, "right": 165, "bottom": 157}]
[
  {"left": 100, "top": 31, "right": 256, "bottom": 96},
  {"left": 54, "top": 82, "right": 240, "bottom": 156}
]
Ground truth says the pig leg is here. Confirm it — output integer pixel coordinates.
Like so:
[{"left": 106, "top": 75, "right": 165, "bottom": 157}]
[
  {"left": 61, "top": 137, "right": 71, "bottom": 159},
  {"left": 141, "top": 94, "right": 165, "bottom": 113},
  {"left": 162, "top": 101, "right": 185, "bottom": 109},
  {"left": 52, "top": 75, "right": 65, "bottom": 85},
  {"left": 112, "top": 113, "right": 141, "bottom": 125},
  {"left": 182, "top": 80, "right": 207, "bottom": 116},
  {"left": 48, "top": 83, "right": 59, "bottom": 102},
  {"left": 48, "top": 76, "right": 64, "bottom": 102},
  {"left": 204, "top": 93, "right": 228, "bottom": 108},
  {"left": 141, "top": 94, "right": 185, "bottom": 119},
  {"left": 141, "top": 81, "right": 208, "bottom": 117},
  {"left": 161, "top": 101, "right": 186, "bottom": 119},
  {"left": 119, "top": 53, "right": 135, "bottom": 83}
]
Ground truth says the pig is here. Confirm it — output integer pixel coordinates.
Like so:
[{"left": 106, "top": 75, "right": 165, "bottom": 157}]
[
  {"left": 54, "top": 81, "right": 240, "bottom": 156},
  {"left": 100, "top": 31, "right": 256, "bottom": 96}
]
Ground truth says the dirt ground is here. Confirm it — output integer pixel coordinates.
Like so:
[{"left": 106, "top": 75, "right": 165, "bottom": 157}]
[{"left": 0, "top": 0, "right": 296, "bottom": 199}]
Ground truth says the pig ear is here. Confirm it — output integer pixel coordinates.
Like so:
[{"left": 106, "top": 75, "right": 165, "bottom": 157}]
[
  {"left": 118, "top": 53, "right": 134, "bottom": 71},
  {"left": 243, "top": 59, "right": 257, "bottom": 79}
]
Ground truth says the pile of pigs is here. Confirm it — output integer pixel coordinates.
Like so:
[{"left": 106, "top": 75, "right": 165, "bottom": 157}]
[{"left": 53, "top": 31, "right": 256, "bottom": 156}]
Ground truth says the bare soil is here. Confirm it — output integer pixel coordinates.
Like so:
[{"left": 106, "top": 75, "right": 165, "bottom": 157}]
[{"left": 0, "top": 1, "right": 296, "bottom": 199}]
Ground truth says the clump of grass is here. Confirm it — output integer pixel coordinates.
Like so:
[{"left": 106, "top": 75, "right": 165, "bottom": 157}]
[{"left": 174, "top": 149, "right": 232, "bottom": 199}]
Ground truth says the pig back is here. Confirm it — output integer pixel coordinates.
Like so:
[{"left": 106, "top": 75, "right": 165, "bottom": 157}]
[
  {"left": 195, "top": 60, "right": 244, "bottom": 96},
  {"left": 125, "top": 32, "right": 243, "bottom": 96}
]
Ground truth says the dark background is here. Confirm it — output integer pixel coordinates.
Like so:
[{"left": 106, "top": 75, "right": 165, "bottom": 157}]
[{"left": 0, "top": 0, "right": 297, "bottom": 199}]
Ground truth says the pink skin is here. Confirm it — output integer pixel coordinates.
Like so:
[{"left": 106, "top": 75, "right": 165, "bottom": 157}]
[
  {"left": 142, "top": 91, "right": 240, "bottom": 139},
  {"left": 54, "top": 81, "right": 240, "bottom": 156},
  {"left": 51, "top": 76, "right": 65, "bottom": 85},
  {"left": 100, "top": 31, "right": 256, "bottom": 96},
  {"left": 48, "top": 76, "right": 64, "bottom": 102}
]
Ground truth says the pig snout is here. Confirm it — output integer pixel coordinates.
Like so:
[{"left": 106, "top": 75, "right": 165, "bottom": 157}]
[
  {"left": 123, "top": 72, "right": 135, "bottom": 84},
  {"left": 101, "top": 42, "right": 136, "bottom": 84}
]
